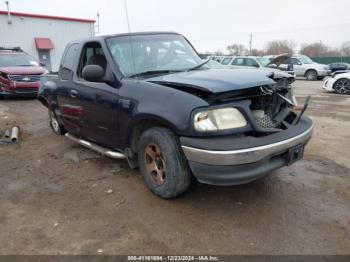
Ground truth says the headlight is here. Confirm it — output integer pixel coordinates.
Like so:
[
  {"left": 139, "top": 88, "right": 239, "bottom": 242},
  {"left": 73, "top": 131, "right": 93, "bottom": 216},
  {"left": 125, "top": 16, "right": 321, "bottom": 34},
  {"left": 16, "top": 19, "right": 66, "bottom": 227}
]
[{"left": 194, "top": 108, "right": 247, "bottom": 132}]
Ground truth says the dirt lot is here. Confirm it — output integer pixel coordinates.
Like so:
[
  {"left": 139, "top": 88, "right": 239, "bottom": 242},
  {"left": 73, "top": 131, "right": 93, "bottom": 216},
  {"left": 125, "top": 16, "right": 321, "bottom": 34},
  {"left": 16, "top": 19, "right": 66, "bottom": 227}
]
[{"left": 0, "top": 80, "right": 349, "bottom": 255}]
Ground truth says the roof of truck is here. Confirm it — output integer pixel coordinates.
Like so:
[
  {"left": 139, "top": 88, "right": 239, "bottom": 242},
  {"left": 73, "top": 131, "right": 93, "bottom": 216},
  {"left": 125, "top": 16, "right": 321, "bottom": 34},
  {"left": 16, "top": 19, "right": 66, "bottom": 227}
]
[{"left": 69, "top": 31, "right": 182, "bottom": 44}]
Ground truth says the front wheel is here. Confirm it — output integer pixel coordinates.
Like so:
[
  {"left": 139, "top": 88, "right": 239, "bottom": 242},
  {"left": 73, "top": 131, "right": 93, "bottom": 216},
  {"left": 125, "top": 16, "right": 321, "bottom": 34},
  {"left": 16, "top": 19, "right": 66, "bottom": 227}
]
[
  {"left": 305, "top": 70, "right": 318, "bottom": 81},
  {"left": 138, "top": 127, "right": 191, "bottom": 199},
  {"left": 49, "top": 108, "right": 66, "bottom": 135},
  {"left": 334, "top": 78, "right": 350, "bottom": 94}
]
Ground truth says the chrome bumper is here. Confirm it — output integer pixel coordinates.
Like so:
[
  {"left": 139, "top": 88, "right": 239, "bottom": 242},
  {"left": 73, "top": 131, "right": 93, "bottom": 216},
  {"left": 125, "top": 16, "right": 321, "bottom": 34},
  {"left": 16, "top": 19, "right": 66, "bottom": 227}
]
[{"left": 181, "top": 124, "right": 314, "bottom": 166}]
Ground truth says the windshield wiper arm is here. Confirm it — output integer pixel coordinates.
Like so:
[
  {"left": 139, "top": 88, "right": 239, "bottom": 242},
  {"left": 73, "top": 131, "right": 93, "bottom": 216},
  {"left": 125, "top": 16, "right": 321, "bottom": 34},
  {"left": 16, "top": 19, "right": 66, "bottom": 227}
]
[
  {"left": 187, "top": 59, "right": 211, "bottom": 71},
  {"left": 128, "top": 70, "right": 182, "bottom": 78}
]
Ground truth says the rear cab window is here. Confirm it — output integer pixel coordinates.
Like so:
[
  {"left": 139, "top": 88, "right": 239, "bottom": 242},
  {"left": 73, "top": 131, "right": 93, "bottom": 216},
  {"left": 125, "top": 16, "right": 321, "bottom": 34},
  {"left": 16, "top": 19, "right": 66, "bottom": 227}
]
[{"left": 60, "top": 43, "right": 79, "bottom": 80}]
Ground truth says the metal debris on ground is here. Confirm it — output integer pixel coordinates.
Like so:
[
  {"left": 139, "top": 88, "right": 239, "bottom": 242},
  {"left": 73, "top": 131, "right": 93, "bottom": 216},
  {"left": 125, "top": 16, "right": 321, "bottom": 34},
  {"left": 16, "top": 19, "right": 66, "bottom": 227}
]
[{"left": 0, "top": 126, "right": 20, "bottom": 145}]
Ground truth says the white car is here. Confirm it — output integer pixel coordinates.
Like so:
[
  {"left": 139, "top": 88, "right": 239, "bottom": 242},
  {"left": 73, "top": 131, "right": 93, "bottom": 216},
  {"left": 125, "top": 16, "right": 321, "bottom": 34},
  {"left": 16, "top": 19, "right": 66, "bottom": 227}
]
[
  {"left": 323, "top": 71, "right": 350, "bottom": 94},
  {"left": 280, "top": 55, "right": 331, "bottom": 81}
]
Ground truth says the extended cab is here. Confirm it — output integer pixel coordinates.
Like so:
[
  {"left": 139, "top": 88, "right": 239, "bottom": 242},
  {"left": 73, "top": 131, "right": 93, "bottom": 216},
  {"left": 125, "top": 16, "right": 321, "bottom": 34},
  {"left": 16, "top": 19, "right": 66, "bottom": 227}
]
[
  {"left": 38, "top": 32, "right": 313, "bottom": 198},
  {"left": 0, "top": 47, "right": 46, "bottom": 97}
]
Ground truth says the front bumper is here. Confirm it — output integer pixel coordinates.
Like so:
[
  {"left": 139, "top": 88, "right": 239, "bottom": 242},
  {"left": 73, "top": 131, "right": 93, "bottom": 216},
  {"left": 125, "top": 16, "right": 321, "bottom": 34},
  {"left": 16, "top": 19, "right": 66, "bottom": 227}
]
[
  {"left": 318, "top": 70, "right": 332, "bottom": 77},
  {"left": 180, "top": 116, "right": 313, "bottom": 185},
  {"left": 0, "top": 86, "right": 38, "bottom": 97},
  {"left": 322, "top": 77, "right": 336, "bottom": 92}
]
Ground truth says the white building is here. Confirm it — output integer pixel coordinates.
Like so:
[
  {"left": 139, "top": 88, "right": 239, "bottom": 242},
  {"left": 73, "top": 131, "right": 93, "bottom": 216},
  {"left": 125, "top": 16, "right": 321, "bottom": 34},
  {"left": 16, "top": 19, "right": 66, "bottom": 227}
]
[{"left": 0, "top": 10, "right": 95, "bottom": 71}]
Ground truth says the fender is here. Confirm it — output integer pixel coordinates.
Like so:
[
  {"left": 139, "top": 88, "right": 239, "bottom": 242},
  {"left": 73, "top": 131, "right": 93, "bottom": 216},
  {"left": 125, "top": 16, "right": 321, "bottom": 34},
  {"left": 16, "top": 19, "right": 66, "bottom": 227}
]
[{"left": 117, "top": 80, "right": 208, "bottom": 149}]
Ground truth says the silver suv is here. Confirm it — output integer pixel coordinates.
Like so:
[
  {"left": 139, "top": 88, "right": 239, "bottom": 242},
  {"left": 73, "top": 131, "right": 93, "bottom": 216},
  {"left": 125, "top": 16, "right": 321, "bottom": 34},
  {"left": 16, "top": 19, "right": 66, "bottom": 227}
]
[
  {"left": 280, "top": 55, "right": 331, "bottom": 81},
  {"left": 222, "top": 55, "right": 296, "bottom": 77}
]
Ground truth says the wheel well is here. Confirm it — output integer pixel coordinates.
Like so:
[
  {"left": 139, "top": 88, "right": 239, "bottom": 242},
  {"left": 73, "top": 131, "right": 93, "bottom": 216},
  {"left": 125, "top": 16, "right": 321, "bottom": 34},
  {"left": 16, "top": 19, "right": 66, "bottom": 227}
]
[
  {"left": 38, "top": 96, "right": 49, "bottom": 108},
  {"left": 305, "top": 69, "right": 317, "bottom": 77},
  {"left": 129, "top": 119, "right": 172, "bottom": 154}
]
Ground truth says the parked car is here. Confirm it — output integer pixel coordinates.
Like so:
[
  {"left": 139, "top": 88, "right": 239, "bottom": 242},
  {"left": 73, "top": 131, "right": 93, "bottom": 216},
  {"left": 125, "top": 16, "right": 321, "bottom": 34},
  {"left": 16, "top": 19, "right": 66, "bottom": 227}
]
[
  {"left": 0, "top": 47, "right": 47, "bottom": 97},
  {"left": 328, "top": 62, "right": 350, "bottom": 73},
  {"left": 323, "top": 71, "right": 350, "bottom": 94},
  {"left": 38, "top": 32, "right": 313, "bottom": 198},
  {"left": 208, "top": 55, "right": 225, "bottom": 63},
  {"left": 223, "top": 54, "right": 296, "bottom": 77},
  {"left": 280, "top": 55, "right": 331, "bottom": 81}
]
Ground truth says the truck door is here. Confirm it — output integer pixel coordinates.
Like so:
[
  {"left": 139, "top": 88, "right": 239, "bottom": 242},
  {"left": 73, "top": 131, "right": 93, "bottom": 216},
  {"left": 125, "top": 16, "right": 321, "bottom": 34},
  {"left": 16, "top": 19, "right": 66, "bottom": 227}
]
[
  {"left": 56, "top": 43, "right": 84, "bottom": 135},
  {"left": 72, "top": 42, "right": 119, "bottom": 149}
]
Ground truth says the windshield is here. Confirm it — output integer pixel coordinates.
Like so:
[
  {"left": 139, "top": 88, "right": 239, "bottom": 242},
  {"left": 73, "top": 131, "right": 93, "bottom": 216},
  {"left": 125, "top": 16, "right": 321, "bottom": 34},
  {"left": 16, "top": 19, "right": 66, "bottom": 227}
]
[
  {"left": 106, "top": 34, "right": 204, "bottom": 77},
  {"left": 298, "top": 56, "right": 314, "bottom": 64},
  {"left": 0, "top": 53, "right": 40, "bottom": 67},
  {"left": 221, "top": 57, "right": 232, "bottom": 65},
  {"left": 256, "top": 57, "right": 271, "bottom": 66}
]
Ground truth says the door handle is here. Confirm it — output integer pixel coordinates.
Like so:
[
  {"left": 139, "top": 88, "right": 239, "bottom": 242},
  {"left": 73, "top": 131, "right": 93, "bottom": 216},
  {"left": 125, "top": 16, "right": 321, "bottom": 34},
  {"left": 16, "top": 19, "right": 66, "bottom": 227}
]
[{"left": 69, "top": 90, "right": 78, "bottom": 98}]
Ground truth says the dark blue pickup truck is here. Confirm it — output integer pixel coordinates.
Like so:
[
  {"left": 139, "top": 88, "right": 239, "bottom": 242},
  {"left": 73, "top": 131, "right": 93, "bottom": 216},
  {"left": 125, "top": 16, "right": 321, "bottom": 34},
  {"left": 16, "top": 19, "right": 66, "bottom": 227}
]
[{"left": 38, "top": 32, "right": 313, "bottom": 198}]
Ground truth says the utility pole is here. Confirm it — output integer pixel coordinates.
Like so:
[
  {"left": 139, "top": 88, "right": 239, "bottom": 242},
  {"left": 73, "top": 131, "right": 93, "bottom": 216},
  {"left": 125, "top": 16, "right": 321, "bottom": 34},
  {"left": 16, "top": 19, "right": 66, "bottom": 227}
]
[
  {"left": 94, "top": 12, "right": 100, "bottom": 35},
  {"left": 5, "top": 0, "right": 12, "bottom": 25},
  {"left": 249, "top": 33, "right": 253, "bottom": 55}
]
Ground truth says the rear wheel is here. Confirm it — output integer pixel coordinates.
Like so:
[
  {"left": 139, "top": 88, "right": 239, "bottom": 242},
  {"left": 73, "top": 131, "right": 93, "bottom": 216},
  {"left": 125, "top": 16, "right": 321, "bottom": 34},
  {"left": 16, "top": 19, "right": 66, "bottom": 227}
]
[
  {"left": 49, "top": 108, "right": 65, "bottom": 135},
  {"left": 305, "top": 70, "right": 318, "bottom": 81},
  {"left": 334, "top": 78, "right": 350, "bottom": 94},
  {"left": 138, "top": 127, "right": 191, "bottom": 199}
]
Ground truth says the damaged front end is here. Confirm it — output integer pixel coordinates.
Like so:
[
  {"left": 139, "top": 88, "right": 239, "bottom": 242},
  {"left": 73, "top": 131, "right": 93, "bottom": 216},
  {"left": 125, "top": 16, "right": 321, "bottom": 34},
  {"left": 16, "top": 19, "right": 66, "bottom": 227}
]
[{"left": 203, "top": 72, "right": 310, "bottom": 136}]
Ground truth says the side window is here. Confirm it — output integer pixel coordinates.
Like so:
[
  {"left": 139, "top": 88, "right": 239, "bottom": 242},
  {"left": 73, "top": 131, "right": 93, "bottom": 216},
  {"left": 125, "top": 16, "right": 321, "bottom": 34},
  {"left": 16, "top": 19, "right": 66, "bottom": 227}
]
[
  {"left": 77, "top": 42, "right": 107, "bottom": 80},
  {"left": 290, "top": 58, "right": 301, "bottom": 65},
  {"left": 60, "top": 43, "right": 79, "bottom": 80},
  {"left": 231, "top": 58, "right": 244, "bottom": 65},
  {"left": 221, "top": 57, "right": 232, "bottom": 65},
  {"left": 245, "top": 58, "right": 259, "bottom": 67}
]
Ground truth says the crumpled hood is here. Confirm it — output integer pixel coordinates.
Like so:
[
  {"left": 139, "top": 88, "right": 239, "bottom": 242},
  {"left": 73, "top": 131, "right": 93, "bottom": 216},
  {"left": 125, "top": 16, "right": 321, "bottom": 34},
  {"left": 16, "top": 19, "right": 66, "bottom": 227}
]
[
  {"left": 266, "top": 53, "right": 291, "bottom": 67},
  {"left": 147, "top": 68, "right": 276, "bottom": 93},
  {"left": 0, "top": 66, "right": 45, "bottom": 75}
]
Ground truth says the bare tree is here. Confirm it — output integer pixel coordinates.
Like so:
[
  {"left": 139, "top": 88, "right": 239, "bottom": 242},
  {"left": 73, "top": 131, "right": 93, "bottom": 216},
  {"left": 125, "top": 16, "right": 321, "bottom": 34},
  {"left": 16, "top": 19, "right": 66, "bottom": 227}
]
[
  {"left": 213, "top": 50, "right": 224, "bottom": 56},
  {"left": 299, "top": 41, "right": 341, "bottom": 57},
  {"left": 340, "top": 41, "right": 350, "bottom": 56},
  {"left": 265, "top": 40, "right": 295, "bottom": 55},
  {"left": 227, "top": 44, "right": 246, "bottom": 55},
  {"left": 250, "top": 48, "right": 265, "bottom": 56}
]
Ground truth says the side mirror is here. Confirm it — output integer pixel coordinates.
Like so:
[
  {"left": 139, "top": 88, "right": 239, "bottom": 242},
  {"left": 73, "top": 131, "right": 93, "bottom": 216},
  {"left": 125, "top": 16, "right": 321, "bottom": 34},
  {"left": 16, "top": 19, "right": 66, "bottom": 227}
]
[
  {"left": 82, "top": 65, "right": 105, "bottom": 82},
  {"left": 296, "top": 62, "right": 302, "bottom": 65},
  {"left": 254, "top": 64, "right": 260, "bottom": 68},
  {"left": 40, "top": 62, "right": 46, "bottom": 67}
]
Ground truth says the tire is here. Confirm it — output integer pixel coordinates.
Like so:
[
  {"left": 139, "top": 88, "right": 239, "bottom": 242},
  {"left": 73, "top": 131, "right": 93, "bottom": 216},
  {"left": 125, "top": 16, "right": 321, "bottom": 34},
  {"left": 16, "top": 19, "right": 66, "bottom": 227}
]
[
  {"left": 49, "top": 108, "right": 66, "bottom": 135},
  {"left": 334, "top": 78, "right": 350, "bottom": 94},
  {"left": 305, "top": 70, "right": 318, "bottom": 81},
  {"left": 138, "top": 127, "right": 191, "bottom": 199}
]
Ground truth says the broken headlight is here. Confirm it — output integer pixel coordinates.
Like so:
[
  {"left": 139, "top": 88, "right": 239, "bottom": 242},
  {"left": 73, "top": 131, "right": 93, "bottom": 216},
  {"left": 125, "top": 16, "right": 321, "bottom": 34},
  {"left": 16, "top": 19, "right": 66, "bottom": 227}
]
[{"left": 194, "top": 108, "right": 247, "bottom": 132}]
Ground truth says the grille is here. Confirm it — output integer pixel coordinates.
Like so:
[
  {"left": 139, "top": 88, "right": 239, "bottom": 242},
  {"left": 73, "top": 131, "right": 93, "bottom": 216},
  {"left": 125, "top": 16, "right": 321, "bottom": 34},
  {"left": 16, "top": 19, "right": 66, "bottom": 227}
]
[
  {"left": 15, "top": 88, "right": 38, "bottom": 94},
  {"left": 255, "top": 114, "right": 278, "bottom": 129},
  {"left": 8, "top": 75, "right": 41, "bottom": 83}
]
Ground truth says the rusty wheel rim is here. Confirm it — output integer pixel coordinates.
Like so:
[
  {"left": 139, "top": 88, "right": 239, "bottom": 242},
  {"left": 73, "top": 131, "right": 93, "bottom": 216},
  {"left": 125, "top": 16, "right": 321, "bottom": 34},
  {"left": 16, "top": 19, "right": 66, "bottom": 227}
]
[
  {"left": 144, "top": 143, "right": 166, "bottom": 185},
  {"left": 50, "top": 111, "right": 59, "bottom": 132}
]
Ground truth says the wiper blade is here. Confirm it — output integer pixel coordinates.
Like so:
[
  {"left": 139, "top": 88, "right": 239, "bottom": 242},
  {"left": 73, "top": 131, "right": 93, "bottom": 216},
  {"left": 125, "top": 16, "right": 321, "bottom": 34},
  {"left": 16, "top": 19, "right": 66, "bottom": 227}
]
[
  {"left": 187, "top": 59, "right": 211, "bottom": 71},
  {"left": 128, "top": 70, "right": 182, "bottom": 78}
]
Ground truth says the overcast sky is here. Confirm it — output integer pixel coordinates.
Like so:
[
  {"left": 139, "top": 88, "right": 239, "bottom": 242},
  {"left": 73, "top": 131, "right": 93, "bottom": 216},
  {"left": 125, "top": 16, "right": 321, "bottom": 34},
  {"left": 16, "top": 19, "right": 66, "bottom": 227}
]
[{"left": 2, "top": 0, "right": 350, "bottom": 53}]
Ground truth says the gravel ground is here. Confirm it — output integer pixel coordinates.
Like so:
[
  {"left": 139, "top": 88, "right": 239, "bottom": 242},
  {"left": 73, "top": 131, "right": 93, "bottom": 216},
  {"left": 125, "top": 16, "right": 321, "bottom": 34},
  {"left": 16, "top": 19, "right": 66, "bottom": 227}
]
[{"left": 0, "top": 80, "right": 349, "bottom": 255}]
